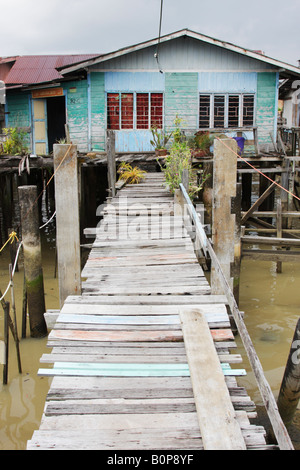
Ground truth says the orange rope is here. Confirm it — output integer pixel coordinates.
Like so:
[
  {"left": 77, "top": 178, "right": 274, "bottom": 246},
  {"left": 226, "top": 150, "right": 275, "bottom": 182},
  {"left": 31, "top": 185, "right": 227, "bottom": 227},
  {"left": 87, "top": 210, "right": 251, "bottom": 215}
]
[{"left": 216, "top": 137, "right": 300, "bottom": 202}]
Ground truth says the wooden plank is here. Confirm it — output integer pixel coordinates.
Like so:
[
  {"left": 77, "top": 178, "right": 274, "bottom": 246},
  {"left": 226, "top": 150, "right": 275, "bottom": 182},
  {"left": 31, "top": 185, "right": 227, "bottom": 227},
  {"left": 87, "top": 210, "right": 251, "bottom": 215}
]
[
  {"left": 180, "top": 309, "right": 247, "bottom": 450},
  {"left": 64, "top": 295, "right": 228, "bottom": 305},
  {"left": 38, "top": 361, "right": 245, "bottom": 377},
  {"left": 48, "top": 328, "right": 234, "bottom": 343}
]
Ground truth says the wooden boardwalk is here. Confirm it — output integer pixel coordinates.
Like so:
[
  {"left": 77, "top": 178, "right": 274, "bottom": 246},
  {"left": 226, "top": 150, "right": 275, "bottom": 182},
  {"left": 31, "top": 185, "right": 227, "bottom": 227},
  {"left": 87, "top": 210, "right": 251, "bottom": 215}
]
[{"left": 27, "top": 173, "right": 271, "bottom": 450}]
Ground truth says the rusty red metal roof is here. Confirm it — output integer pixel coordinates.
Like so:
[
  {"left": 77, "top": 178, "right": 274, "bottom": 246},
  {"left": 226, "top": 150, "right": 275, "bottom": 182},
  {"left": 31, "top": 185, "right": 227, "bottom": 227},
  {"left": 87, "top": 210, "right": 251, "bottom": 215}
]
[{"left": 2, "top": 54, "right": 101, "bottom": 85}]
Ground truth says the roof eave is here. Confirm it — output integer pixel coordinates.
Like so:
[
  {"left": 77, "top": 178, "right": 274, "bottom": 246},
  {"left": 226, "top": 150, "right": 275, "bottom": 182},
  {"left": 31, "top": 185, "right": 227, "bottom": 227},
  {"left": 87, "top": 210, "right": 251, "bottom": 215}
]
[{"left": 59, "top": 28, "right": 300, "bottom": 78}]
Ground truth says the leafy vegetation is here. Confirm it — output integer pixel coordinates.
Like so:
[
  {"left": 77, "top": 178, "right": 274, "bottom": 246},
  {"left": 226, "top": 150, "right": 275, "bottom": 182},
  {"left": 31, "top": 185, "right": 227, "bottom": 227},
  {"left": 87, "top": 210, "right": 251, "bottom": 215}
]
[
  {"left": 150, "top": 127, "right": 173, "bottom": 150},
  {"left": 117, "top": 162, "right": 147, "bottom": 184},
  {"left": 0, "top": 127, "right": 29, "bottom": 155},
  {"left": 158, "top": 116, "right": 210, "bottom": 200}
]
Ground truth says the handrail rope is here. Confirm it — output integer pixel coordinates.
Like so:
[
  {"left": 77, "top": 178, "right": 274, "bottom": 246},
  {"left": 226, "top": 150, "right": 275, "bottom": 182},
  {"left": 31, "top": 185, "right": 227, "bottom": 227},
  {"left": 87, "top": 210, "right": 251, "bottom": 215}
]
[
  {"left": 0, "top": 241, "right": 23, "bottom": 302},
  {"left": 216, "top": 137, "right": 300, "bottom": 202},
  {"left": 39, "top": 210, "right": 56, "bottom": 230}
]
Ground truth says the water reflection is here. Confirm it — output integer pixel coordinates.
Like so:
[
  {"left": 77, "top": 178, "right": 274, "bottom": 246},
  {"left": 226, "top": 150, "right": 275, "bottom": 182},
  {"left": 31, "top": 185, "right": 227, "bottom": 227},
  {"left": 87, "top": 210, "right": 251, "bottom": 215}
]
[{"left": 239, "top": 257, "right": 300, "bottom": 448}]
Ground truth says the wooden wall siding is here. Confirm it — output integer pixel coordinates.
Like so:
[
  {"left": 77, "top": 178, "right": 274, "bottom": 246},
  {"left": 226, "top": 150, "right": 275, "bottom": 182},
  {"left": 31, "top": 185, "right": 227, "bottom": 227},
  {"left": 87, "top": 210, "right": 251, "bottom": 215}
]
[
  {"left": 256, "top": 72, "right": 278, "bottom": 148},
  {"left": 90, "top": 72, "right": 106, "bottom": 151},
  {"left": 198, "top": 72, "right": 257, "bottom": 93},
  {"left": 90, "top": 37, "right": 278, "bottom": 73},
  {"left": 165, "top": 73, "right": 198, "bottom": 132},
  {"left": 6, "top": 92, "right": 32, "bottom": 150},
  {"left": 65, "top": 80, "right": 89, "bottom": 152}
]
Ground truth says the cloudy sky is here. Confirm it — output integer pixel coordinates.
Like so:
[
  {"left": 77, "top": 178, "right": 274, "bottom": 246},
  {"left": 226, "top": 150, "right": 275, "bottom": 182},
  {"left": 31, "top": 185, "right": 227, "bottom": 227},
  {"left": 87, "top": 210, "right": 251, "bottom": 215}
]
[{"left": 0, "top": 0, "right": 299, "bottom": 66}]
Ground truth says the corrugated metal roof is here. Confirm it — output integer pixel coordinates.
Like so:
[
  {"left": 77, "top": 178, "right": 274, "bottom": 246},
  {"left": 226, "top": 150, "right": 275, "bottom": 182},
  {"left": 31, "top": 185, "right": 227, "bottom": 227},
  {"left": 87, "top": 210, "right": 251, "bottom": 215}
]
[{"left": 3, "top": 54, "right": 100, "bottom": 85}]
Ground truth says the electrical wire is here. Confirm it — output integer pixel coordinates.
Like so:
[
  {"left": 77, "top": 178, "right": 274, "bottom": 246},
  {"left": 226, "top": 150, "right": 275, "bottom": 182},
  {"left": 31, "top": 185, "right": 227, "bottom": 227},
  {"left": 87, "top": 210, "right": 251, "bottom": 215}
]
[{"left": 155, "top": 0, "right": 164, "bottom": 73}]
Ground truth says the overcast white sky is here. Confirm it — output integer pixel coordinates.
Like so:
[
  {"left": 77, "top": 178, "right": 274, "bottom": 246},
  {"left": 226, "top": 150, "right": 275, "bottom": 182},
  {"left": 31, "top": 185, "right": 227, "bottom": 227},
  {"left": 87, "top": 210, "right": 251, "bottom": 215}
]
[{"left": 0, "top": 0, "right": 299, "bottom": 66}]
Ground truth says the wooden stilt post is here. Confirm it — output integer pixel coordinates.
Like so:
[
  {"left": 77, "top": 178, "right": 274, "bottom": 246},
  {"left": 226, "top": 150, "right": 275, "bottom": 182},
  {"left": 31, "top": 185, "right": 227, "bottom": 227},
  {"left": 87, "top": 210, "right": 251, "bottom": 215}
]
[
  {"left": 53, "top": 144, "right": 81, "bottom": 307},
  {"left": 107, "top": 130, "right": 116, "bottom": 198},
  {"left": 18, "top": 185, "right": 47, "bottom": 338},
  {"left": 211, "top": 137, "right": 238, "bottom": 295},
  {"left": 277, "top": 198, "right": 283, "bottom": 273},
  {"left": 277, "top": 318, "right": 300, "bottom": 428}
]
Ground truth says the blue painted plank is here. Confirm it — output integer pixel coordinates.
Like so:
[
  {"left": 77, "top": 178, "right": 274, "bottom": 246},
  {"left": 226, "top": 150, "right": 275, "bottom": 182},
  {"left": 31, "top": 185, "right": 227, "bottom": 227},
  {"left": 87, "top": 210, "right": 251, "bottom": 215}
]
[{"left": 38, "top": 362, "right": 246, "bottom": 377}]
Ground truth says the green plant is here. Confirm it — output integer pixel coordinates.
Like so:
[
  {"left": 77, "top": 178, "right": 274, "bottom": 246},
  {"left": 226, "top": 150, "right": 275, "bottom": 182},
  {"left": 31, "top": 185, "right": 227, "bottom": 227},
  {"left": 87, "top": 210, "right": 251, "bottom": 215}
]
[
  {"left": 150, "top": 127, "right": 172, "bottom": 150},
  {"left": 194, "top": 131, "right": 213, "bottom": 151},
  {"left": 1, "top": 127, "right": 28, "bottom": 155},
  {"left": 117, "top": 162, "right": 147, "bottom": 184},
  {"left": 158, "top": 117, "right": 210, "bottom": 200}
]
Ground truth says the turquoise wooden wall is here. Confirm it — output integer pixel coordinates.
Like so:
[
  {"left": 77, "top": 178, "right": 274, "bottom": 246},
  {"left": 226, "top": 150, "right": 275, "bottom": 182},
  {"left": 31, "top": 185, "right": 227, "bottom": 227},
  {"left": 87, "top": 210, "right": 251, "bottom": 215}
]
[
  {"left": 256, "top": 72, "right": 278, "bottom": 146},
  {"left": 64, "top": 80, "right": 89, "bottom": 152},
  {"left": 5, "top": 92, "right": 32, "bottom": 150},
  {"left": 90, "top": 72, "right": 105, "bottom": 151},
  {"left": 165, "top": 72, "right": 198, "bottom": 134}
]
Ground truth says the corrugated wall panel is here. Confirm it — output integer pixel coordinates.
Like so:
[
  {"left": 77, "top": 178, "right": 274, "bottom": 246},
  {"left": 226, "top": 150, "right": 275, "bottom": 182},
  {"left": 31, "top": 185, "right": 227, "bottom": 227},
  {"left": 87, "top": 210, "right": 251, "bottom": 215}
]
[
  {"left": 199, "top": 72, "right": 257, "bottom": 93},
  {"left": 91, "top": 37, "right": 278, "bottom": 72},
  {"left": 105, "top": 72, "right": 165, "bottom": 91}
]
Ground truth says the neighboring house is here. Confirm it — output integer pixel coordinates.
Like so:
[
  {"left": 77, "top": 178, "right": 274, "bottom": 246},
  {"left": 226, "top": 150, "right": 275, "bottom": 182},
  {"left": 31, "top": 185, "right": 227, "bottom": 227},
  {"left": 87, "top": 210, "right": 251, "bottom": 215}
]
[
  {"left": 0, "top": 54, "right": 99, "bottom": 153},
  {"left": 3, "top": 29, "right": 300, "bottom": 155},
  {"left": 279, "top": 77, "right": 300, "bottom": 128}
]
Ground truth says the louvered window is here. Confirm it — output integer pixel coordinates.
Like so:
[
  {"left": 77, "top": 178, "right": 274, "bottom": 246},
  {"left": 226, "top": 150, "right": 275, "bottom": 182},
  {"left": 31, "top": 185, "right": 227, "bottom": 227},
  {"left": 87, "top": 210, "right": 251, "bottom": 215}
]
[{"left": 199, "top": 93, "right": 255, "bottom": 128}]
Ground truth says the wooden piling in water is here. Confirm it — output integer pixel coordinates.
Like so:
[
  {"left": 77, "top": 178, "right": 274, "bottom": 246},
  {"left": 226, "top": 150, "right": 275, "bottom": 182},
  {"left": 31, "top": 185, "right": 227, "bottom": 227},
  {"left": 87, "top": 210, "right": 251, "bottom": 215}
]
[
  {"left": 53, "top": 144, "right": 81, "bottom": 307},
  {"left": 277, "top": 318, "right": 300, "bottom": 428},
  {"left": 18, "top": 185, "right": 47, "bottom": 338}
]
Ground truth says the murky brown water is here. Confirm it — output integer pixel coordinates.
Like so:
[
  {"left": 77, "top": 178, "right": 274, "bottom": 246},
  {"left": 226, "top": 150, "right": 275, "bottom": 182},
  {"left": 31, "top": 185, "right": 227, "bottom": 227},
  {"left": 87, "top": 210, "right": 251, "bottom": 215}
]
[
  {"left": 0, "top": 235, "right": 300, "bottom": 449},
  {"left": 0, "top": 234, "right": 59, "bottom": 450}
]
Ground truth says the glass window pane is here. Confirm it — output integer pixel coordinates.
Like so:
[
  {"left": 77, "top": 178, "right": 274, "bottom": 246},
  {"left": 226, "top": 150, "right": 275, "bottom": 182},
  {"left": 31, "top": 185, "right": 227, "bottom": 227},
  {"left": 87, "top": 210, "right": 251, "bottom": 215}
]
[
  {"left": 151, "top": 93, "right": 163, "bottom": 128},
  {"left": 228, "top": 95, "right": 240, "bottom": 127},
  {"left": 107, "top": 93, "right": 120, "bottom": 130},
  {"left": 199, "top": 95, "right": 211, "bottom": 128},
  {"left": 243, "top": 95, "right": 254, "bottom": 126},
  {"left": 214, "top": 95, "right": 225, "bottom": 128},
  {"left": 137, "top": 93, "right": 149, "bottom": 129},
  {"left": 121, "top": 93, "right": 134, "bottom": 129}
]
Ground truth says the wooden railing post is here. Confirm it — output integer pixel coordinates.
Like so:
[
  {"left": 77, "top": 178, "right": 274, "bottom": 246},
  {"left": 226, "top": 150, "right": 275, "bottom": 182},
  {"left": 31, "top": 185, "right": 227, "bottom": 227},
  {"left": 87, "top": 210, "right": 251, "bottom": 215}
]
[{"left": 53, "top": 144, "right": 81, "bottom": 307}]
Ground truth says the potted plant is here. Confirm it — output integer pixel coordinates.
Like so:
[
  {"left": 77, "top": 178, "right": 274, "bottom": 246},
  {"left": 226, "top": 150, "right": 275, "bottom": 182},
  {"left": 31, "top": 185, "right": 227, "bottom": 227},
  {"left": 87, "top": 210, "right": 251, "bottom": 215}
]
[
  {"left": 150, "top": 127, "right": 172, "bottom": 156},
  {"left": 191, "top": 131, "right": 213, "bottom": 158}
]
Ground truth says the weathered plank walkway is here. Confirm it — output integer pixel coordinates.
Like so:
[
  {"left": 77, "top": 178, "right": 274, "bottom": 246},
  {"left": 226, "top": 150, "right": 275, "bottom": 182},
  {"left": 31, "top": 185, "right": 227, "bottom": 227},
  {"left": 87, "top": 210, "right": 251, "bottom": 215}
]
[{"left": 27, "top": 173, "right": 271, "bottom": 450}]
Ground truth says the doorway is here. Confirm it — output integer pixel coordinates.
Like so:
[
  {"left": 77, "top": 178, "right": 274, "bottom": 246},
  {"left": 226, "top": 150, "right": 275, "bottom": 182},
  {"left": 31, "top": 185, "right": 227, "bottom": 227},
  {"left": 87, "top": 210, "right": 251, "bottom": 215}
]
[{"left": 46, "top": 96, "right": 66, "bottom": 153}]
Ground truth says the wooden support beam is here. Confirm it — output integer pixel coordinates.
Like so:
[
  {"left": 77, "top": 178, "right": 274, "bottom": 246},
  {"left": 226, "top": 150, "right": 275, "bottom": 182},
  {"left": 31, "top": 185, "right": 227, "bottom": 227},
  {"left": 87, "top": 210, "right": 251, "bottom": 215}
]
[
  {"left": 53, "top": 144, "right": 81, "bottom": 308},
  {"left": 211, "top": 137, "right": 238, "bottom": 294},
  {"left": 241, "top": 181, "right": 277, "bottom": 224}
]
